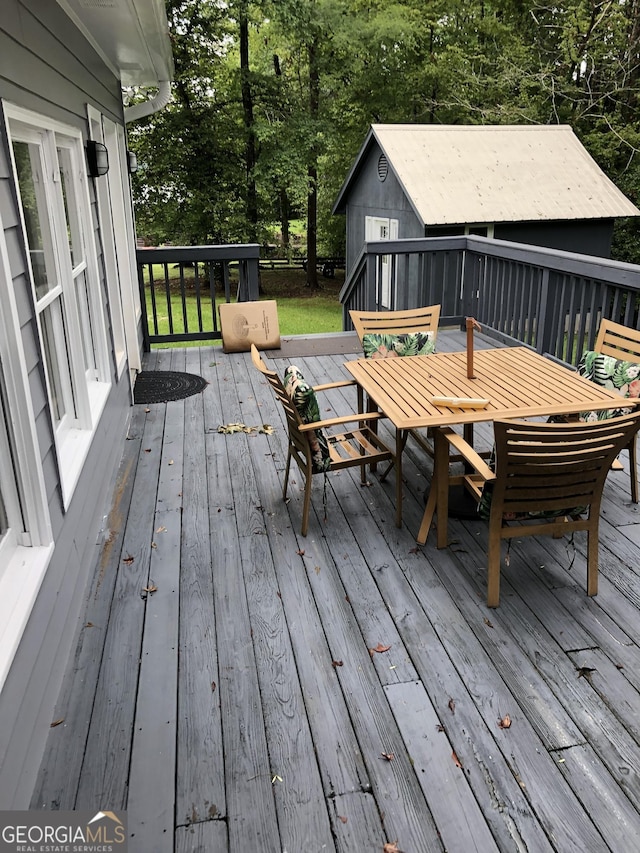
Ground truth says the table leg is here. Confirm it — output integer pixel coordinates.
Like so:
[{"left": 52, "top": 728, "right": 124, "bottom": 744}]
[
  {"left": 395, "top": 429, "right": 403, "bottom": 527},
  {"left": 435, "top": 428, "right": 450, "bottom": 548}
]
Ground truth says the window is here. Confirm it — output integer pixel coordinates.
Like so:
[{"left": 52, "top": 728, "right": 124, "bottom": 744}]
[
  {"left": 0, "top": 209, "right": 53, "bottom": 692},
  {"left": 5, "top": 105, "right": 111, "bottom": 507}
]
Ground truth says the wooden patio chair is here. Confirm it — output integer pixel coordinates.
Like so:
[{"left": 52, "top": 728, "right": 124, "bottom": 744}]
[
  {"left": 417, "top": 411, "right": 640, "bottom": 607},
  {"left": 579, "top": 318, "right": 640, "bottom": 502},
  {"left": 349, "top": 304, "right": 441, "bottom": 352},
  {"left": 349, "top": 304, "right": 441, "bottom": 468},
  {"left": 251, "top": 344, "right": 395, "bottom": 536}
]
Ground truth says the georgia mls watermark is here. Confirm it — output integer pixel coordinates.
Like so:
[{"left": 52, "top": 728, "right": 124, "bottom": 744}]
[{"left": 0, "top": 811, "right": 127, "bottom": 853}]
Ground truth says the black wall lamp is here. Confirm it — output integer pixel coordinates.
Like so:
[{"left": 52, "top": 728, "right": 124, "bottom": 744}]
[
  {"left": 127, "top": 150, "right": 138, "bottom": 174},
  {"left": 86, "top": 140, "right": 109, "bottom": 177}
]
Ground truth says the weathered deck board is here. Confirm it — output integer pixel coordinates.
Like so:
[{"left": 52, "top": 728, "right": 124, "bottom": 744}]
[{"left": 32, "top": 331, "right": 640, "bottom": 852}]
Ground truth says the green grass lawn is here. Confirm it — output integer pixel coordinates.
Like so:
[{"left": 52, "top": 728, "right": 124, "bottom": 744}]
[{"left": 145, "top": 267, "right": 344, "bottom": 347}]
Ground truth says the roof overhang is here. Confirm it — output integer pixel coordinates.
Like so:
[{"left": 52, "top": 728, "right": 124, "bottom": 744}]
[{"left": 56, "top": 0, "right": 174, "bottom": 87}]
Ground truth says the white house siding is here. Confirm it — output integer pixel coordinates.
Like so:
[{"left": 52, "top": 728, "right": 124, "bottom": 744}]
[{"left": 0, "top": 0, "right": 136, "bottom": 806}]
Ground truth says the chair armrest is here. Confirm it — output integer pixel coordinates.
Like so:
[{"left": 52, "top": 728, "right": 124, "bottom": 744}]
[
  {"left": 441, "top": 427, "right": 496, "bottom": 482},
  {"left": 312, "top": 379, "right": 357, "bottom": 392},
  {"left": 298, "top": 411, "right": 384, "bottom": 431}
]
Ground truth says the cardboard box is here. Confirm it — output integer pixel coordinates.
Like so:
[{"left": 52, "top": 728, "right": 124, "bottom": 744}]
[{"left": 219, "top": 300, "right": 280, "bottom": 353}]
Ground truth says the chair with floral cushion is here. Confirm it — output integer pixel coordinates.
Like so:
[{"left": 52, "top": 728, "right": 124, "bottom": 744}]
[
  {"left": 250, "top": 345, "right": 395, "bottom": 536},
  {"left": 417, "top": 412, "right": 640, "bottom": 607},
  {"left": 349, "top": 305, "right": 441, "bottom": 466},
  {"left": 349, "top": 304, "right": 441, "bottom": 358},
  {"left": 574, "top": 319, "right": 640, "bottom": 502}
]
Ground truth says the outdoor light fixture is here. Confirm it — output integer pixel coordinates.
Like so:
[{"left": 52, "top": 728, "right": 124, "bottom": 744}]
[
  {"left": 86, "top": 140, "right": 109, "bottom": 177},
  {"left": 127, "top": 150, "right": 138, "bottom": 174}
]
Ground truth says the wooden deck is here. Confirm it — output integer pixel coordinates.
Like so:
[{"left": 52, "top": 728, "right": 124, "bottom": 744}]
[{"left": 31, "top": 329, "right": 640, "bottom": 853}]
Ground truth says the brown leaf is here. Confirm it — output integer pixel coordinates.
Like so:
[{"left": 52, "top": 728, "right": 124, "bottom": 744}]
[
  {"left": 448, "top": 698, "right": 456, "bottom": 714},
  {"left": 123, "top": 555, "right": 134, "bottom": 565},
  {"left": 211, "top": 681, "right": 217, "bottom": 692},
  {"left": 338, "top": 814, "right": 348, "bottom": 824},
  {"left": 296, "top": 548, "right": 305, "bottom": 556},
  {"left": 577, "top": 666, "right": 596, "bottom": 680},
  {"left": 436, "top": 723, "right": 445, "bottom": 732},
  {"left": 483, "top": 617, "right": 494, "bottom": 629},
  {"left": 50, "top": 719, "right": 65, "bottom": 728},
  {"left": 85, "top": 622, "right": 94, "bottom": 628},
  {"left": 332, "top": 660, "right": 343, "bottom": 668},
  {"left": 314, "top": 565, "right": 321, "bottom": 574},
  {"left": 144, "top": 447, "right": 151, "bottom": 452},
  {"left": 380, "top": 752, "right": 394, "bottom": 761},
  {"left": 371, "top": 643, "right": 391, "bottom": 654},
  {"left": 383, "top": 842, "right": 402, "bottom": 853},
  {"left": 142, "top": 584, "right": 158, "bottom": 594},
  {"left": 156, "top": 525, "right": 167, "bottom": 533},
  {"left": 498, "top": 714, "right": 512, "bottom": 729},
  {"left": 452, "top": 750, "right": 463, "bottom": 768},
  {"left": 408, "top": 546, "right": 420, "bottom": 554}
]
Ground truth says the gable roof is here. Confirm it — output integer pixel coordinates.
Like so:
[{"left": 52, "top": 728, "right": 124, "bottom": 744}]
[{"left": 333, "top": 124, "right": 640, "bottom": 224}]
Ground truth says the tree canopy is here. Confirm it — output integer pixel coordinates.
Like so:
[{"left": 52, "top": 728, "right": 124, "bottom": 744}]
[{"left": 127, "top": 0, "right": 640, "bottom": 268}]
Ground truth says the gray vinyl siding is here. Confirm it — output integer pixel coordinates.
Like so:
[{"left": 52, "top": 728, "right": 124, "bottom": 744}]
[
  {"left": 344, "top": 142, "right": 423, "bottom": 273},
  {"left": 0, "top": 0, "right": 135, "bottom": 806}
]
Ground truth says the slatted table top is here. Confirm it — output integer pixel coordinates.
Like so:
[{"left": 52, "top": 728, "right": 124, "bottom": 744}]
[{"left": 344, "top": 346, "right": 630, "bottom": 429}]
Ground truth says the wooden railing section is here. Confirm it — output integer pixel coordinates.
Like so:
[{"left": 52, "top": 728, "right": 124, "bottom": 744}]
[
  {"left": 340, "top": 235, "right": 640, "bottom": 367},
  {"left": 136, "top": 244, "right": 260, "bottom": 349}
]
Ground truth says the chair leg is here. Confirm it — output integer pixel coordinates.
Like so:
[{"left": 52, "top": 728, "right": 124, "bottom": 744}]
[
  {"left": 300, "top": 473, "right": 313, "bottom": 537},
  {"left": 282, "top": 449, "right": 292, "bottom": 500},
  {"left": 487, "top": 517, "right": 502, "bottom": 608},
  {"left": 586, "top": 526, "right": 598, "bottom": 597},
  {"left": 630, "top": 436, "right": 638, "bottom": 503}
]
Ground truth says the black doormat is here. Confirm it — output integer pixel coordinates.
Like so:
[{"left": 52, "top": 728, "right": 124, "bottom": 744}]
[{"left": 134, "top": 371, "right": 208, "bottom": 404}]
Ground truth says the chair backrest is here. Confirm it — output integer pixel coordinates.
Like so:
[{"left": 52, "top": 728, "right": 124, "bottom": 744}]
[
  {"left": 250, "top": 344, "right": 305, "bottom": 441},
  {"left": 349, "top": 304, "right": 441, "bottom": 343},
  {"left": 595, "top": 319, "right": 640, "bottom": 362},
  {"left": 490, "top": 412, "right": 640, "bottom": 519}
]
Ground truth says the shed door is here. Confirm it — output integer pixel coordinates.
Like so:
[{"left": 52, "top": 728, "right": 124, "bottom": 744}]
[{"left": 365, "top": 216, "right": 398, "bottom": 308}]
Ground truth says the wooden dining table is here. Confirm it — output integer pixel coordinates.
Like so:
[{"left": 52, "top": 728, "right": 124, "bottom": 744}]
[{"left": 344, "top": 346, "right": 633, "bottom": 528}]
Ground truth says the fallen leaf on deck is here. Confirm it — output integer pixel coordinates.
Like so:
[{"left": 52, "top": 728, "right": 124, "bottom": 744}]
[
  {"left": 371, "top": 643, "right": 391, "bottom": 654},
  {"left": 271, "top": 775, "right": 283, "bottom": 784},
  {"left": 85, "top": 622, "right": 94, "bottom": 628},
  {"left": 577, "top": 666, "right": 596, "bottom": 680},
  {"left": 168, "top": 459, "right": 174, "bottom": 465},
  {"left": 123, "top": 555, "right": 134, "bottom": 565},
  {"left": 156, "top": 526, "right": 167, "bottom": 533},
  {"left": 452, "top": 750, "right": 463, "bottom": 768},
  {"left": 484, "top": 617, "right": 494, "bottom": 629},
  {"left": 498, "top": 715, "right": 512, "bottom": 729},
  {"left": 383, "top": 842, "right": 402, "bottom": 853},
  {"left": 448, "top": 698, "right": 456, "bottom": 714},
  {"left": 296, "top": 549, "right": 305, "bottom": 556},
  {"left": 408, "top": 546, "right": 420, "bottom": 554},
  {"left": 151, "top": 542, "right": 157, "bottom": 549},
  {"left": 381, "top": 752, "right": 394, "bottom": 761},
  {"left": 142, "top": 584, "right": 158, "bottom": 594},
  {"left": 50, "top": 719, "right": 64, "bottom": 728},
  {"left": 211, "top": 681, "right": 217, "bottom": 692},
  {"left": 144, "top": 448, "right": 151, "bottom": 453},
  {"left": 338, "top": 815, "right": 348, "bottom": 824},
  {"left": 332, "top": 660, "right": 343, "bottom": 668}
]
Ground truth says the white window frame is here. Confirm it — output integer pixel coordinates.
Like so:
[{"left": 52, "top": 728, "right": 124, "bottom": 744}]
[
  {"left": 102, "top": 116, "right": 142, "bottom": 377},
  {"left": 86, "top": 106, "right": 128, "bottom": 379},
  {"left": 0, "top": 212, "right": 53, "bottom": 694},
  {"left": 4, "top": 103, "right": 111, "bottom": 508},
  {"left": 365, "top": 215, "right": 398, "bottom": 308}
]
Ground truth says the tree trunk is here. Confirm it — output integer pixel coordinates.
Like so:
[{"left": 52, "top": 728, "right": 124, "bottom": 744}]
[{"left": 306, "top": 35, "right": 320, "bottom": 290}]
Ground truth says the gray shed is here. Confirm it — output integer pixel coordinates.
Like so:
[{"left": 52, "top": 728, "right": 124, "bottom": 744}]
[{"left": 333, "top": 124, "right": 640, "bottom": 275}]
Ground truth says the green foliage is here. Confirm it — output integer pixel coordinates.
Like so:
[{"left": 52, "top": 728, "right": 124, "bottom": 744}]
[{"left": 129, "top": 0, "right": 640, "bottom": 262}]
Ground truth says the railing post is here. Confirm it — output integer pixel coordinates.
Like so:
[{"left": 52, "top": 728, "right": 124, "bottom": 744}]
[
  {"left": 137, "top": 261, "right": 151, "bottom": 352},
  {"left": 536, "top": 268, "right": 551, "bottom": 355},
  {"left": 366, "top": 253, "right": 377, "bottom": 310},
  {"left": 460, "top": 249, "right": 480, "bottom": 328}
]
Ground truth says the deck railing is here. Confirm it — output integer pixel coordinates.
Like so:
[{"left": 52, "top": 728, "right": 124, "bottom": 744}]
[
  {"left": 136, "top": 244, "right": 260, "bottom": 349},
  {"left": 340, "top": 235, "right": 640, "bottom": 366}
]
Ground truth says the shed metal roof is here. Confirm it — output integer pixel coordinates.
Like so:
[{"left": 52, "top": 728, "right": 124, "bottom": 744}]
[{"left": 333, "top": 124, "right": 640, "bottom": 224}]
